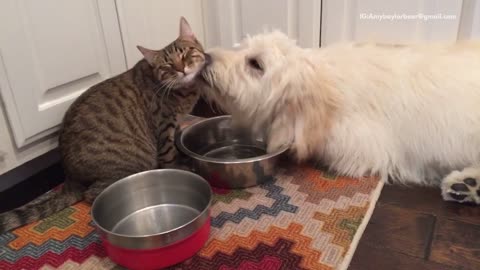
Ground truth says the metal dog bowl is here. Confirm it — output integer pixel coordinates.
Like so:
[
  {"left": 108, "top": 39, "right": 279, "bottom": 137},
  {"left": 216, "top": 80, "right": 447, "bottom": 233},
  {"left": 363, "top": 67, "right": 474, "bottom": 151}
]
[
  {"left": 91, "top": 169, "right": 212, "bottom": 270},
  {"left": 176, "top": 115, "right": 291, "bottom": 188}
]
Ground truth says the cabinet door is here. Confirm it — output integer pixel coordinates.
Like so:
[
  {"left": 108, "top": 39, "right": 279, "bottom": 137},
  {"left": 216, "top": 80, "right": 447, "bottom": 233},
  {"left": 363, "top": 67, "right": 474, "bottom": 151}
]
[
  {"left": 202, "top": 0, "right": 322, "bottom": 48},
  {"left": 458, "top": 0, "right": 480, "bottom": 39},
  {"left": 321, "top": 0, "right": 463, "bottom": 46},
  {"left": 0, "top": 0, "right": 126, "bottom": 147},
  {"left": 116, "top": 0, "right": 205, "bottom": 68}
]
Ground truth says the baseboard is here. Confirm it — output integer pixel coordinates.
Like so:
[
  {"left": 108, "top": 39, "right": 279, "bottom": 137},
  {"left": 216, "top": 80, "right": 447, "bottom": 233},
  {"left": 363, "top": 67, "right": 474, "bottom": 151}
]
[{"left": 0, "top": 149, "right": 61, "bottom": 192}]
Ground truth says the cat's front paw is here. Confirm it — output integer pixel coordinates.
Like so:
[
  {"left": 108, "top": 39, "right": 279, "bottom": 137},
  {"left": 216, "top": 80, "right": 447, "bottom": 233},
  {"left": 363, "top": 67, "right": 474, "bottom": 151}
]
[{"left": 161, "top": 158, "right": 194, "bottom": 172}]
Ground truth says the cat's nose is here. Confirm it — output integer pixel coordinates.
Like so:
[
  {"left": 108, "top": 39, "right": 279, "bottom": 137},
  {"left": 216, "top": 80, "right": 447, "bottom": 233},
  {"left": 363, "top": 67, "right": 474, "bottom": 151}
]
[{"left": 204, "top": 54, "right": 212, "bottom": 65}]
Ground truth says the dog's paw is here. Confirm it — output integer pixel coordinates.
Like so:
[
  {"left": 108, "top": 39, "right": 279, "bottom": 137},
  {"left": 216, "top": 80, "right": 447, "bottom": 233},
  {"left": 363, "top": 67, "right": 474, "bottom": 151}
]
[{"left": 441, "top": 170, "right": 480, "bottom": 204}]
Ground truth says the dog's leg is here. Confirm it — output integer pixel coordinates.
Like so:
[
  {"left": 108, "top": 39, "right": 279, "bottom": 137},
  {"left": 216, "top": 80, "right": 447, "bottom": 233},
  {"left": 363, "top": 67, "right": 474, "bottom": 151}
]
[{"left": 441, "top": 167, "right": 480, "bottom": 204}]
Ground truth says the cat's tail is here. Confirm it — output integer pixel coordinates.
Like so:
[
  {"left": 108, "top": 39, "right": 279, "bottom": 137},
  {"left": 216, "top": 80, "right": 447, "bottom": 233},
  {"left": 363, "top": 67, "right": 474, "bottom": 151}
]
[{"left": 0, "top": 183, "right": 83, "bottom": 233}]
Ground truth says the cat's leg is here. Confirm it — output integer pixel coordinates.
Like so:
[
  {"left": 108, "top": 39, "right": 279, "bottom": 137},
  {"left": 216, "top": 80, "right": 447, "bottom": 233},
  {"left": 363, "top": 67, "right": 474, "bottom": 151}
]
[
  {"left": 157, "top": 139, "right": 192, "bottom": 170},
  {"left": 441, "top": 166, "right": 480, "bottom": 204},
  {"left": 84, "top": 181, "right": 112, "bottom": 203},
  {"left": 162, "top": 151, "right": 192, "bottom": 170}
]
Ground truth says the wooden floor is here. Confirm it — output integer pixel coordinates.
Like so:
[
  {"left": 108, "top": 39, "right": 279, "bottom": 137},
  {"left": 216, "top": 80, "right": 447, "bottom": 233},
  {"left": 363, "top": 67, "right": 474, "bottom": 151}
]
[{"left": 350, "top": 185, "right": 480, "bottom": 270}]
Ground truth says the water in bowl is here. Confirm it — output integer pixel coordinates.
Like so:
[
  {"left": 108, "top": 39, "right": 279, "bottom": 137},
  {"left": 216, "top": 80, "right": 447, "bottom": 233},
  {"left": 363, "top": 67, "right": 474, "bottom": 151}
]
[{"left": 202, "top": 142, "right": 267, "bottom": 160}]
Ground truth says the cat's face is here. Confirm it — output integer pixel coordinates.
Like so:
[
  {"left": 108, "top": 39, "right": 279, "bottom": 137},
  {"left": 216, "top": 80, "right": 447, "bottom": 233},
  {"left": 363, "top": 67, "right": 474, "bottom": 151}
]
[{"left": 137, "top": 17, "right": 206, "bottom": 89}]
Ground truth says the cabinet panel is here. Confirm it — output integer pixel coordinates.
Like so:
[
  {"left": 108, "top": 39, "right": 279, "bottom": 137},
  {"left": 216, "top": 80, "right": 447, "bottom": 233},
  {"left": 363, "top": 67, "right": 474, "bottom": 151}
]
[
  {"left": 202, "top": 0, "right": 321, "bottom": 48},
  {"left": 0, "top": 0, "right": 126, "bottom": 147}
]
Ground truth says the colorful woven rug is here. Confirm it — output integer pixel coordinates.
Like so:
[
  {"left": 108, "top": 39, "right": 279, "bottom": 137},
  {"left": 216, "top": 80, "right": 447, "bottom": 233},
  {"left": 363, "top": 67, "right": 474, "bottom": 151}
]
[{"left": 0, "top": 116, "right": 383, "bottom": 270}]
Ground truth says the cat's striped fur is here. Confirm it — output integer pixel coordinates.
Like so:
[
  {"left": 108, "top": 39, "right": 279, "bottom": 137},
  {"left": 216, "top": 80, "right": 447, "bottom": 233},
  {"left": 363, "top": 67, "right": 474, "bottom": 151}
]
[{"left": 0, "top": 17, "right": 205, "bottom": 233}]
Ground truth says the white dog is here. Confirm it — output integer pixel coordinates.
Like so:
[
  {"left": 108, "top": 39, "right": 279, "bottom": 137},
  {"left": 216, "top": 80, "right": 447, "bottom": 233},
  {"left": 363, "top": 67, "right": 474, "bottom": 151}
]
[{"left": 200, "top": 31, "right": 480, "bottom": 204}]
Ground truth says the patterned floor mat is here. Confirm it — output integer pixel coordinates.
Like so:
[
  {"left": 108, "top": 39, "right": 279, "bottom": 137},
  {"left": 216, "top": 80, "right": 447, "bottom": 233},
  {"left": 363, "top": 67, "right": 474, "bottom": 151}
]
[{"left": 0, "top": 116, "right": 383, "bottom": 270}]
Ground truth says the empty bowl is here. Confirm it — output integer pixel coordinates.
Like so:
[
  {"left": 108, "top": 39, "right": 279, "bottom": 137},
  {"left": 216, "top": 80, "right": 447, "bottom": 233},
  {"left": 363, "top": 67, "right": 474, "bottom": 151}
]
[
  {"left": 176, "top": 115, "right": 291, "bottom": 188},
  {"left": 91, "top": 169, "right": 212, "bottom": 270}
]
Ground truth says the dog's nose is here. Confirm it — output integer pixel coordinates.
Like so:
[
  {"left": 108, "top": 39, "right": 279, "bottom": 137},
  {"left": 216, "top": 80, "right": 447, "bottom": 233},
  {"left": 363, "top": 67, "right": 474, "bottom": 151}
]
[{"left": 204, "top": 54, "right": 212, "bottom": 65}]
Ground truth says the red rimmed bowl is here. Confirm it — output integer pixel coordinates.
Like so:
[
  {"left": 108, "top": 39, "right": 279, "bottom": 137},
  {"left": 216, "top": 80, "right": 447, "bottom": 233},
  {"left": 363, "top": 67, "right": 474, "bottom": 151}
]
[{"left": 91, "top": 169, "right": 212, "bottom": 270}]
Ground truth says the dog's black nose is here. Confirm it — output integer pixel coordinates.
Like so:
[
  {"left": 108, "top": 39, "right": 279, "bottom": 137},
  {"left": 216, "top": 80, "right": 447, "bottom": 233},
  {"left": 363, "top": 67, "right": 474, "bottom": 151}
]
[{"left": 204, "top": 54, "right": 212, "bottom": 65}]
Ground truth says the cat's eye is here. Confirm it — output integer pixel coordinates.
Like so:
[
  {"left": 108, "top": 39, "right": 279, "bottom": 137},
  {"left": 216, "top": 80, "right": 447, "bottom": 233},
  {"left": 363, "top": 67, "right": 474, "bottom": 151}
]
[{"left": 247, "top": 58, "right": 263, "bottom": 72}]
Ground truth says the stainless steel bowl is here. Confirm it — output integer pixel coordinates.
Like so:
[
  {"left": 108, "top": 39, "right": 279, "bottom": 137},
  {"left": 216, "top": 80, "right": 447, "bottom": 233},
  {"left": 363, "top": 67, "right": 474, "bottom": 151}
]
[
  {"left": 176, "top": 115, "right": 291, "bottom": 188},
  {"left": 91, "top": 169, "right": 212, "bottom": 250}
]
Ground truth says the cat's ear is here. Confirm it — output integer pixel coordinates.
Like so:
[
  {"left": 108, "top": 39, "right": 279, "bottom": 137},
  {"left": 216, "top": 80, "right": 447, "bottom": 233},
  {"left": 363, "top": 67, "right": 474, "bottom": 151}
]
[
  {"left": 179, "top": 16, "right": 195, "bottom": 41},
  {"left": 137, "top": 45, "right": 156, "bottom": 65}
]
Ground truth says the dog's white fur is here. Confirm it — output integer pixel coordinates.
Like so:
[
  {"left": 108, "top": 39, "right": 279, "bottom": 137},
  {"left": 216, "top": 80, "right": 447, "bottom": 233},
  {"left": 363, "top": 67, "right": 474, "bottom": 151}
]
[{"left": 201, "top": 31, "right": 480, "bottom": 203}]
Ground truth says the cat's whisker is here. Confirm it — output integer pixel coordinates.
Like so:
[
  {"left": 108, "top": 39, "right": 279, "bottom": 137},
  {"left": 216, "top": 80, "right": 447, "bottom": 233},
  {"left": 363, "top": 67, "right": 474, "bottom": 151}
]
[
  {"left": 149, "top": 87, "right": 160, "bottom": 110},
  {"left": 152, "top": 78, "right": 174, "bottom": 109},
  {"left": 159, "top": 78, "right": 175, "bottom": 106},
  {"left": 150, "top": 83, "right": 168, "bottom": 111},
  {"left": 158, "top": 85, "right": 169, "bottom": 107},
  {"left": 166, "top": 79, "right": 179, "bottom": 102}
]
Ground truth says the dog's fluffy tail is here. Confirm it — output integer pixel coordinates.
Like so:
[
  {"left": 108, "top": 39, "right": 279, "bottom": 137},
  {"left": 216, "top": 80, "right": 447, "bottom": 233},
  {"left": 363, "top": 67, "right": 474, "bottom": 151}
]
[{"left": 0, "top": 184, "right": 83, "bottom": 233}]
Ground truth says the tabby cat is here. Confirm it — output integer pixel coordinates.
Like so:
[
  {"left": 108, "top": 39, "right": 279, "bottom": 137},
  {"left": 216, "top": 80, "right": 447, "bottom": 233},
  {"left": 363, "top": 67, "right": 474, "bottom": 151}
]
[{"left": 0, "top": 17, "right": 206, "bottom": 233}]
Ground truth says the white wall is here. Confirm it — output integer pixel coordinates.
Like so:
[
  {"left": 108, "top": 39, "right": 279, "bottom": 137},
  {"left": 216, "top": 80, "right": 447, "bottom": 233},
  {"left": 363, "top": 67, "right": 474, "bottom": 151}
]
[
  {"left": 116, "top": 0, "right": 205, "bottom": 68},
  {"left": 321, "top": 0, "right": 463, "bottom": 45}
]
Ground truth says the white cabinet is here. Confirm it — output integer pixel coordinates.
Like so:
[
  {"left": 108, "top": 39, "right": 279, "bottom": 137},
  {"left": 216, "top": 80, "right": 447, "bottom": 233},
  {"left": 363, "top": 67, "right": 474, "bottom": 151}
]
[
  {"left": 202, "top": 0, "right": 322, "bottom": 48},
  {"left": 0, "top": 0, "right": 126, "bottom": 148}
]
